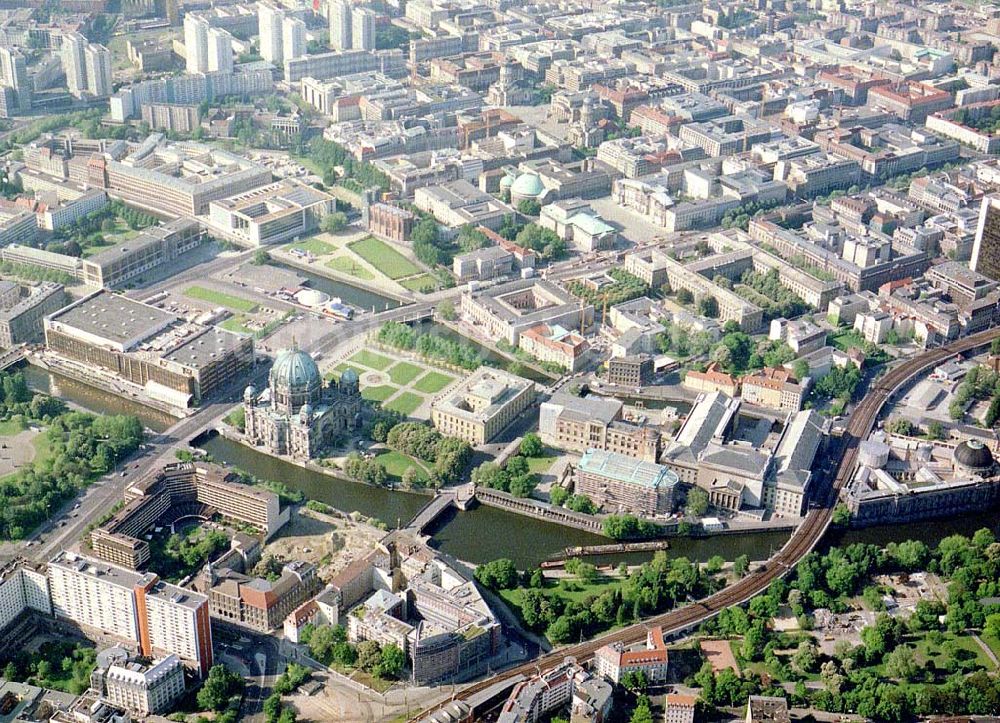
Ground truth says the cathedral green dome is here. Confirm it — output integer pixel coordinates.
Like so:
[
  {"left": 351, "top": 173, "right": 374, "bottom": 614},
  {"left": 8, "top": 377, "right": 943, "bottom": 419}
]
[
  {"left": 270, "top": 348, "right": 321, "bottom": 393},
  {"left": 510, "top": 172, "right": 544, "bottom": 198}
]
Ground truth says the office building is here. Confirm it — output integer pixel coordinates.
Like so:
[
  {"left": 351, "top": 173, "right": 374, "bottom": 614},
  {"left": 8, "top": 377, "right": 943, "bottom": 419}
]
[
  {"left": 540, "top": 393, "right": 660, "bottom": 462},
  {"left": 99, "top": 655, "right": 186, "bottom": 717},
  {"left": 739, "top": 367, "right": 806, "bottom": 413},
  {"left": 329, "top": 0, "right": 351, "bottom": 50},
  {"left": 44, "top": 289, "right": 254, "bottom": 407},
  {"left": 0, "top": 281, "right": 66, "bottom": 347},
  {"left": 204, "top": 560, "right": 321, "bottom": 632},
  {"left": 84, "top": 44, "right": 112, "bottom": 98},
  {"left": 207, "top": 28, "right": 234, "bottom": 74},
  {"left": 330, "top": 533, "right": 503, "bottom": 684},
  {"left": 575, "top": 449, "right": 678, "bottom": 516},
  {"left": 61, "top": 33, "right": 88, "bottom": 97},
  {"left": 184, "top": 14, "right": 209, "bottom": 73},
  {"left": 498, "top": 659, "right": 612, "bottom": 723},
  {"left": 91, "top": 461, "right": 287, "bottom": 571},
  {"left": 607, "top": 354, "right": 653, "bottom": 387},
  {"left": 207, "top": 180, "right": 336, "bottom": 247},
  {"left": 972, "top": 196, "right": 1000, "bottom": 283},
  {"left": 351, "top": 7, "right": 376, "bottom": 51},
  {"left": 80, "top": 218, "right": 205, "bottom": 288},
  {"left": 48, "top": 551, "right": 213, "bottom": 675},
  {"left": 431, "top": 367, "right": 535, "bottom": 445}
]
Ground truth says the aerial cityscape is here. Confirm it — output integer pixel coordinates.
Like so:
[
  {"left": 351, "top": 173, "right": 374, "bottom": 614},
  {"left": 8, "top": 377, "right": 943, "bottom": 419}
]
[{"left": 2, "top": 0, "right": 1000, "bottom": 721}]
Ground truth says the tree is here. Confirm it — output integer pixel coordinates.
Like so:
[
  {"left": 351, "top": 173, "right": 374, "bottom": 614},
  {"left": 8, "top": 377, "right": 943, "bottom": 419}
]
[
  {"left": 792, "top": 639, "right": 819, "bottom": 674},
  {"left": 375, "top": 644, "right": 406, "bottom": 680},
  {"left": 321, "top": 212, "right": 348, "bottom": 233},
  {"left": 197, "top": 664, "right": 244, "bottom": 712},
  {"left": 685, "top": 487, "right": 710, "bottom": 517},
  {"left": 698, "top": 295, "right": 719, "bottom": 318},
  {"left": 519, "top": 433, "right": 544, "bottom": 457},
  {"left": 474, "top": 558, "right": 519, "bottom": 590},
  {"left": 436, "top": 299, "right": 456, "bottom": 320},
  {"left": 884, "top": 645, "right": 919, "bottom": 681},
  {"left": 517, "top": 199, "right": 541, "bottom": 216},
  {"left": 620, "top": 669, "right": 649, "bottom": 692},
  {"left": 356, "top": 640, "right": 382, "bottom": 673}
]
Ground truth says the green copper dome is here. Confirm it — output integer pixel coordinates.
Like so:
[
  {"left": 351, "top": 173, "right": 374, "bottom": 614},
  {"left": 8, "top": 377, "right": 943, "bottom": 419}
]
[
  {"left": 510, "top": 172, "right": 544, "bottom": 198},
  {"left": 270, "top": 348, "right": 321, "bottom": 392}
]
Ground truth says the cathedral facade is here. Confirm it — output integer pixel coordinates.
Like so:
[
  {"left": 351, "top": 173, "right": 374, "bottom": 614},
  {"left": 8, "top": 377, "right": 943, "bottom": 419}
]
[{"left": 244, "top": 347, "right": 361, "bottom": 460}]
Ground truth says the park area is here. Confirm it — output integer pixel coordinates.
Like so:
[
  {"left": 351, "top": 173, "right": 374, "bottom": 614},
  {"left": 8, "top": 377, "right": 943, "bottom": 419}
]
[
  {"left": 282, "top": 233, "right": 443, "bottom": 294},
  {"left": 330, "top": 349, "right": 458, "bottom": 420}
]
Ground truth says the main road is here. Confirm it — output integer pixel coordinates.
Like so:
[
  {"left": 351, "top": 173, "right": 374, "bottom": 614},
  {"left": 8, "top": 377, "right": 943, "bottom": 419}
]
[{"left": 410, "top": 326, "right": 1000, "bottom": 721}]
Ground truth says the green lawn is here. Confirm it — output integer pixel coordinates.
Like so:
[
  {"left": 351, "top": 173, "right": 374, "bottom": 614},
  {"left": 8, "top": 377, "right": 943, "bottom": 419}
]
[
  {"left": 219, "top": 316, "right": 252, "bottom": 335},
  {"left": 913, "top": 633, "right": 996, "bottom": 672},
  {"left": 31, "top": 429, "right": 56, "bottom": 467},
  {"left": 525, "top": 453, "right": 557, "bottom": 475},
  {"left": 400, "top": 274, "right": 437, "bottom": 293},
  {"left": 326, "top": 255, "right": 374, "bottom": 281},
  {"left": 362, "top": 385, "right": 397, "bottom": 402},
  {"left": 413, "top": 371, "right": 454, "bottom": 394},
  {"left": 831, "top": 328, "right": 866, "bottom": 352},
  {"left": 388, "top": 362, "right": 423, "bottom": 386},
  {"left": 184, "top": 286, "right": 257, "bottom": 312},
  {"left": 384, "top": 391, "right": 423, "bottom": 416},
  {"left": 375, "top": 449, "right": 430, "bottom": 480},
  {"left": 0, "top": 418, "right": 26, "bottom": 436},
  {"left": 348, "top": 237, "right": 421, "bottom": 280},
  {"left": 348, "top": 349, "right": 393, "bottom": 371},
  {"left": 286, "top": 238, "right": 335, "bottom": 256}
]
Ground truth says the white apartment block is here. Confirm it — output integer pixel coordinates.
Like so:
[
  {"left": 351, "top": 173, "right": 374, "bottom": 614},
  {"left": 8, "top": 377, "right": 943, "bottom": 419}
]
[
  {"left": 47, "top": 551, "right": 213, "bottom": 675},
  {"left": 184, "top": 15, "right": 209, "bottom": 73},
  {"left": 351, "top": 7, "right": 376, "bottom": 51},
  {"left": 0, "top": 559, "right": 51, "bottom": 631},
  {"left": 329, "top": 0, "right": 351, "bottom": 50},
  {"left": 207, "top": 27, "right": 234, "bottom": 74},
  {"left": 84, "top": 44, "right": 112, "bottom": 98}
]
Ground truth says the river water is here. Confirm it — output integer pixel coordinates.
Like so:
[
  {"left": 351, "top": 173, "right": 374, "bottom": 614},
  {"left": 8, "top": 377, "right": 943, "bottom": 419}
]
[{"left": 24, "top": 358, "right": 1000, "bottom": 570}]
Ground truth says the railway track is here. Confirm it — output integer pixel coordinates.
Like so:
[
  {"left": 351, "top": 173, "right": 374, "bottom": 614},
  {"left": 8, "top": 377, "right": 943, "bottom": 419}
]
[{"left": 410, "top": 327, "right": 1000, "bottom": 721}]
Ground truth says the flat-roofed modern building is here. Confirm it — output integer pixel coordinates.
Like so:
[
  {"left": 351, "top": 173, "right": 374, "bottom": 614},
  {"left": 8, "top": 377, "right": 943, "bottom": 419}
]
[
  {"left": 207, "top": 180, "right": 336, "bottom": 247},
  {"left": 575, "top": 449, "right": 678, "bottom": 516},
  {"left": 431, "top": 367, "right": 535, "bottom": 444},
  {"left": 44, "top": 289, "right": 253, "bottom": 406},
  {"left": 0, "top": 281, "right": 65, "bottom": 347},
  {"left": 92, "top": 462, "right": 286, "bottom": 570},
  {"left": 81, "top": 218, "right": 204, "bottom": 288}
]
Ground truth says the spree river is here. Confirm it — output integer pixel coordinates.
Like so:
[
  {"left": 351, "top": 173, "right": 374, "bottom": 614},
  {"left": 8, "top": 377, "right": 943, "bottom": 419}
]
[{"left": 24, "top": 364, "right": 1000, "bottom": 570}]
